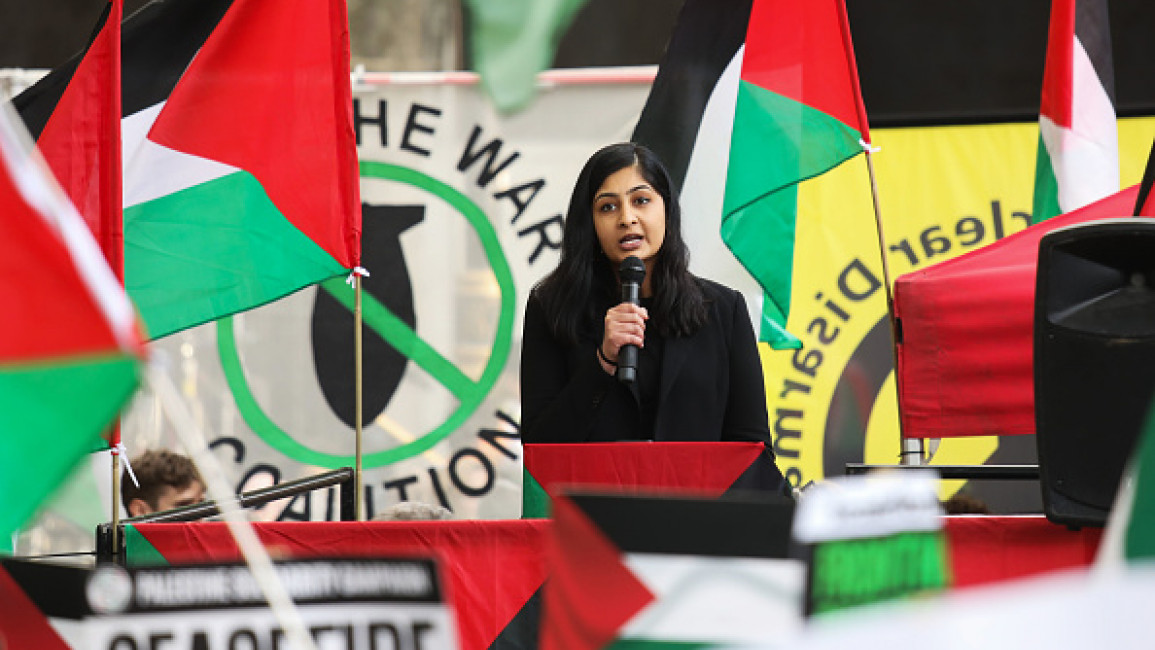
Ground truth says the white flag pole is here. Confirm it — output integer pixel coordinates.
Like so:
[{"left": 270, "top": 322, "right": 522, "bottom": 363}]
[{"left": 145, "top": 362, "right": 318, "bottom": 650}]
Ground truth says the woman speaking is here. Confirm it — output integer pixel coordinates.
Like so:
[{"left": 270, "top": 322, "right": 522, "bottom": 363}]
[{"left": 520, "top": 141, "right": 786, "bottom": 479}]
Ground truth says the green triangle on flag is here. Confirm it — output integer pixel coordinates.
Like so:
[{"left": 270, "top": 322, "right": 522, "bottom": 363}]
[{"left": 521, "top": 466, "right": 552, "bottom": 519}]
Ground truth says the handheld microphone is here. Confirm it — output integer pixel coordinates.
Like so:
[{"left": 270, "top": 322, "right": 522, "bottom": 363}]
[{"left": 616, "top": 256, "right": 646, "bottom": 384}]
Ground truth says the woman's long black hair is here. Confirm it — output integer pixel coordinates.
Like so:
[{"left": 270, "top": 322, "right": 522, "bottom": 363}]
[{"left": 534, "top": 142, "right": 708, "bottom": 344}]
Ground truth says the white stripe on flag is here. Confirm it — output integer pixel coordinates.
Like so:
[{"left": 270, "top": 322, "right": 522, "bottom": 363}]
[
  {"left": 123, "top": 102, "right": 238, "bottom": 209},
  {"left": 620, "top": 552, "right": 804, "bottom": 643},
  {"left": 680, "top": 45, "right": 764, "bottom": 326},
  {"left": 1040, "top": 36, "right": 1119, "bottom": 214}
]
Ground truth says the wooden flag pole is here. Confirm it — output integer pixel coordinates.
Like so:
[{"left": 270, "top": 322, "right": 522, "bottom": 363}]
[
  {"left": 354, "top": 274, "right": 364, "bottom": 520},
  {"left": 835, "top": 0, "right": 920, "bottom": 465},
  {"left": 862, "top": 146, "right": 923, "bottom": 465}
]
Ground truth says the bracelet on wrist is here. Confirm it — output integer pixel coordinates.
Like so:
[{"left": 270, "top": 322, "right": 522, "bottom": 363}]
[{"left": 597, "top": 345, "right": 618, "bottom": 367}]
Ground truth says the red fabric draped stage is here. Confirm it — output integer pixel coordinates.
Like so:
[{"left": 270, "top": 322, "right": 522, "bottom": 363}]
[
  {"left": 894, "top": 185, "right": 1141, "bottom": 439},
  {"left": 119, "top": 516, "right": 1102, "bottom": 649},
  {"left": 125, "top": 520, "right": 551, "bottom": 650}
]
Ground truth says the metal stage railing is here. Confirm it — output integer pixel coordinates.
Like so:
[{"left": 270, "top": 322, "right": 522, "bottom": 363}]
[
  {"left": 95, "top": 466, "right": 356, "bottom": 563},
  {"left": 845, "top": 463, "right": 1039, "bottom": 480}
]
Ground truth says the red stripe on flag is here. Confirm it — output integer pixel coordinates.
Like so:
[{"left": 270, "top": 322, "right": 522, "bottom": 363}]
[
  {"left": 0, "top": 151, "right": 122, "bottom": 361},
  {"left": 1040, "top": 0, "right": 1076, "bottom": 128},
  {"left": 150, "top": 0, "right": 361, "bottom": 269},
  {"left": 542, "top": 496, "right": 655, "bottom": 650},
  {"left": 741, "top": 0, "right": 868, "bottom": 135},
  {"left": 37, "top": 0, "right": 123, "bottom": 279},
  {"left": 0, "top": 567, "right": 71, "bottom": 650}
]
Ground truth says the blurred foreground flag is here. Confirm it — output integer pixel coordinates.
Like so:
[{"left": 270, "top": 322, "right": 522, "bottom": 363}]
[
  {"left": 0, "top": 102, "right": 143, "bottom": 541},
  {"left": 634, "top": 0, "right": 870, "bottom": 348},
  {"left": 793, "top": 471, "right": 949, "bottom": 615},
  {"left": 1031, "top": 0, "right": 1118, "bottom": 223},
  {"left": 15, "top": 0, "right": 362, "bottom": 340},
  {"left": 542, "top": 493, "right": 801, "bottom": 650},
  {"left": 1099, "top": 401, "right": 1155, "bottom": 566},
  {"left": 463, "top": 0, "right": 588, "bottom": 113}
]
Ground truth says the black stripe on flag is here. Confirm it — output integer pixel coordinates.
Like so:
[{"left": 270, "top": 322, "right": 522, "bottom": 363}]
[
  {"left": 566, "top": 492, "right": 795, "bottom": 559},
  {"left": 1075, "top": 0, "right": 1116, "bottom": 103},
  {"left": 121, "top": 0, "right": 234, "bottom": 115},
  {"left": 13, "top": 0, "right": 234, "bottom": 133},
  {"left": 12, "top": 2, "right": 113, "bottom": 140},
  {"left": 632, "top": 0, "right": 752, "bottom": 192}
]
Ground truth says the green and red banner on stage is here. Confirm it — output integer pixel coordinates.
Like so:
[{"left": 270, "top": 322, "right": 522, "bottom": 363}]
[
  {"left": 521, "top": 442, "right": 782, "bottom": 518},
  {"left": 123, "top": 521, "right": 549, "bottom": 650}
]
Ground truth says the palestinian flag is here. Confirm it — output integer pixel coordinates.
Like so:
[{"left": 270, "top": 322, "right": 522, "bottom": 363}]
[
  {"left": 633, "top": 0, "right": 870, "bottom": 349},
  {"left": 541, "top": 493, "right": 800, "bottom": 650},
  {"left": 0, "top": 102, "right": 143, "bottom": 541},
  {"left": 521, "top": 442, "right": 785, "bottom": 518},
  {"left": 1031, "top": 0, "right": 1118, "bottom": 224},
  {"left": 16, "top": 0, "right": 362, "bottom": 340}
]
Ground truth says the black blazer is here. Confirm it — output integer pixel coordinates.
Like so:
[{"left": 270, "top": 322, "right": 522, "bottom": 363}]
[{"left": 520, "top": 278, "right": 775, "bottom": 446}]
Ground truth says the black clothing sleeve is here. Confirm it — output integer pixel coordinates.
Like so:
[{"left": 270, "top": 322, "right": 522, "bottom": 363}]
[
  {"left": 719, "top": 290, "right": 774, "bottom": 444},
  {"left": 520, "top": 291, "right": 624, "bottom": 443}
]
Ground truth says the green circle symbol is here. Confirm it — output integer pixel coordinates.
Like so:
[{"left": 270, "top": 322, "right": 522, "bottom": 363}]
[{"left": 218, "top": 162, "right": 517, "bottom": 468}]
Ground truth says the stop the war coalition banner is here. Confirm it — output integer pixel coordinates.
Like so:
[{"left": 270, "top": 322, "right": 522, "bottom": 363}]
[{"left": 6, "top": 69, "right": 1153, "bottom": 539}]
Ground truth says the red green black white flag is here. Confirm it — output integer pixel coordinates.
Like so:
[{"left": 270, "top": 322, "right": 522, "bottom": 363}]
[
  {"left": 16, "top": 0, "right": 363, "bottom": 340},
  {"left": 634, "top": 0, "right": 870, "bottom": 349},
  {"left": 1031, "top": 0, "right": 1118, "bottom": 223}
]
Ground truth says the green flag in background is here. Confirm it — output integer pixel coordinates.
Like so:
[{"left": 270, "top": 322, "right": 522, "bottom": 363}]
[
  {"left": 464, "top": 0, "right": 588, "bottom": 113},
  {"left": 15, "top": 0, "right": 363, "bottom": 341}
]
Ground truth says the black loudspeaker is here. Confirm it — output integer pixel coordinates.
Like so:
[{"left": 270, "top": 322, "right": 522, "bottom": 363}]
[{"left": 1035, "top": 218, "right": 1155, "bottom": 527}]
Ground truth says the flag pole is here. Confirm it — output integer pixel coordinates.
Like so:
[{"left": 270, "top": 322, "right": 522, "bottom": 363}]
[
  {"left": 861, "top": 148, "right": 921, "bottom": 465},
  {"left": 354, "top": 274, "right": 364, "bottom": 520},
  {"left": 110, "top": 446, "right": 121, "bottom": 552},
  {"left": 108, "top": 0, "right": 128, "bottom": 549},
  {"left": 836, "top": 0, "right": 920, "bottom": 465}
]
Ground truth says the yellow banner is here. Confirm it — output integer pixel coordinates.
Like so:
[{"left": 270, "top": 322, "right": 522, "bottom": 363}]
[{"left": 764, "top": 117, "right": 1155, "bottom": 493}]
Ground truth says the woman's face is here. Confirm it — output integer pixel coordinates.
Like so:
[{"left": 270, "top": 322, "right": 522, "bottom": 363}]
[{"left": 591, "top": 164, "right": 666, "bottom": 270}]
